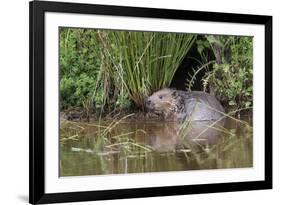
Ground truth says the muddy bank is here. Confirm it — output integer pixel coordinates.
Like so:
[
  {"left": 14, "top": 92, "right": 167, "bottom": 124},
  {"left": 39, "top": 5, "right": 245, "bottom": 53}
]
[
  {"left": 60, "top": 107, "right": 163, "bottom": 122},
  {"left": 60, "top": 106, "right": 252, "bottom": 123}
]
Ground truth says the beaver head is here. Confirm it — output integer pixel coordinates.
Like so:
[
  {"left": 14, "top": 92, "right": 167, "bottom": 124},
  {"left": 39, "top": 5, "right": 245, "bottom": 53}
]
[{"left": 145, "top": 88, "right": 184, "bottom": 120}]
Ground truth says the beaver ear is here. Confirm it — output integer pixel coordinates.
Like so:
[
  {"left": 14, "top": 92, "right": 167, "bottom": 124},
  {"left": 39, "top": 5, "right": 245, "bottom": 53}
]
[{"left": 171, "top": 90, "right": 178, "bottom": 97}]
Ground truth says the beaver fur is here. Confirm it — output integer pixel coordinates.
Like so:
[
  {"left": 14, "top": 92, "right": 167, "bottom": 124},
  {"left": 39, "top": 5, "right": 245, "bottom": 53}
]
[{"left": 145, "top": 88, "right": 225, "bottom": 122}]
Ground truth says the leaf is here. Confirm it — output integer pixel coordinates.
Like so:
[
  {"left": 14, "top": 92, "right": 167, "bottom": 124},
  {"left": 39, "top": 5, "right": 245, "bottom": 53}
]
[
  {"left": 206, "top": 35, "right": 224, "bottom": 47},
  {"left": 203, "top": 40, "right": 210, "bottom": 48},
  {"left": 197, "top": 44, "right": 204, "bottom": 55},
  {"left": 245, "top": 102, "right": 251, "bottom": 108},
  {"left": 229, "top": 100, "right": 236, "bottom": 106}
]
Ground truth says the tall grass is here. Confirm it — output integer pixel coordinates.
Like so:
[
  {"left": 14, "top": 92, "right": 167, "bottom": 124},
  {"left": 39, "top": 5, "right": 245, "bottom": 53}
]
[{"left": 95, "top": 30, "right": 196, "bottom": 110}]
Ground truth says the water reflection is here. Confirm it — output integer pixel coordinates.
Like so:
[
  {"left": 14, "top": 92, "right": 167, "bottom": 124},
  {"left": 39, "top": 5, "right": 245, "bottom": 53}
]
[{"left": 60, "top": 116, "right": 252, "bottom": 176}]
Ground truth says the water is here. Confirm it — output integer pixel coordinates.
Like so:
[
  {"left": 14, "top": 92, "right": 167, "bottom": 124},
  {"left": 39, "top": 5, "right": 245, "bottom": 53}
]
[{"left": 60, "top": 115, "right": 252, "bottom": 176}]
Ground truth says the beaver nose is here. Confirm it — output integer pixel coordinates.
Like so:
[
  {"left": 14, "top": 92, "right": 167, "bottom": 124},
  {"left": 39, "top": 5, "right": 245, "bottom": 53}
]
[{"left": 145, "top": 98, "right": 152, "bottom": 109}]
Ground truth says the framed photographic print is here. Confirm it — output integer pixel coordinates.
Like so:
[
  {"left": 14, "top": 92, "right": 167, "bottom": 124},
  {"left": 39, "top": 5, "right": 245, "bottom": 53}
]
[{"left": 29, "top": 0, "right": 272, "bottom": 204}]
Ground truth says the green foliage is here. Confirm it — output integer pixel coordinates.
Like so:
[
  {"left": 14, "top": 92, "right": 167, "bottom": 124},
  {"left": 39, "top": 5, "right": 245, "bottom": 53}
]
[
  {"left": 186, "top": 35, "right": 253, "bottom": 110},
  {"left": 60, "top": 29, "right": 98, "bottom": 110},
  {"left": 185, "top": 60, "right": 215, "bottom": 92},
  {"left": 59, "top": 28, "right": 131, "bottom": 113},
  {"left": 60, "top": 28, "right": 100, "bottom": 78},
  {"left": 60, "top": 27, "right": 253, "bottom": 115},
  {"left": 185, "top": 37, "right": 214, "bottom": 92},
  {"left": 60, "top": 28, "right": 195, "bottom": 113}
]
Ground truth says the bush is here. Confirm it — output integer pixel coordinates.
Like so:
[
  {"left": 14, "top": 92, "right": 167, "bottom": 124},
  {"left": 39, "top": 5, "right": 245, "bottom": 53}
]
[{"left": 187, "top": 35, "right": 253, "bottom": 110}]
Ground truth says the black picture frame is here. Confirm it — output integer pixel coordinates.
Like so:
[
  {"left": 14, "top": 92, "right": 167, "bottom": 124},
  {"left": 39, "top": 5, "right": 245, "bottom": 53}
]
[{"left": 29, "top": 0, "right": 272, "bottom": 204}]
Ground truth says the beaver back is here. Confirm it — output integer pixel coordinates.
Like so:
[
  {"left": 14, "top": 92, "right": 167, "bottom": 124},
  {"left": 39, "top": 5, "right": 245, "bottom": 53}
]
[{"left": 178, "top": 91, "right": 225, "bottom": 122}]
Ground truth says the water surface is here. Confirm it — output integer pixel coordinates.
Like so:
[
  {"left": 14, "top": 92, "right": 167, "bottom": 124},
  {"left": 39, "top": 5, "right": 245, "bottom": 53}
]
[{"left": 60, "top": 115, "right": 252, "bottom": 176}]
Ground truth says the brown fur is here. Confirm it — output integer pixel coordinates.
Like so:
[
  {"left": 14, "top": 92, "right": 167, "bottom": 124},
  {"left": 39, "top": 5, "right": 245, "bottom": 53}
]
[
  {"left": 145, "top": 88, "right": 225, "bottom": 122},
  {"left": 145, "top": 88, "right": 184, "bottom": 120}
]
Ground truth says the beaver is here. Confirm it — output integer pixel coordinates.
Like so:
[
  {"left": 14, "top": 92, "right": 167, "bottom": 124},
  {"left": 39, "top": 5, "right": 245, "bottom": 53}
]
[
  {"left": 145, "top": 88, "right": 225, "bottom": 145},
  {"left": 145, "top": 88, "right": 225, "bottom": 122}
]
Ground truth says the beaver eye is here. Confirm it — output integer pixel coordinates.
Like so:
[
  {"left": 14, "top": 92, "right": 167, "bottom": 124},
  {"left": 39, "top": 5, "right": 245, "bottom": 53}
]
[{"left": 159, "top": 95, "right": 163, "bottom": 99}]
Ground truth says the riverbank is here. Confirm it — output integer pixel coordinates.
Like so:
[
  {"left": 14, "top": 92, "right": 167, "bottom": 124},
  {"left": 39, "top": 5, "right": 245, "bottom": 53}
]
[{"left": 60, "top": 106, "right": 252, "bottom": 123}]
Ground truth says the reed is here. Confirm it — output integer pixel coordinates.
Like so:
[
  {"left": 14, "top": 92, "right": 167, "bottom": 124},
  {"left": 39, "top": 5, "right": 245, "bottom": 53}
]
[
  {"left": 60, "top": 114, "right": 152, "bottom": 155},
  {"left": 96, "top": 30, "right": 196, "bottom": 110}
]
